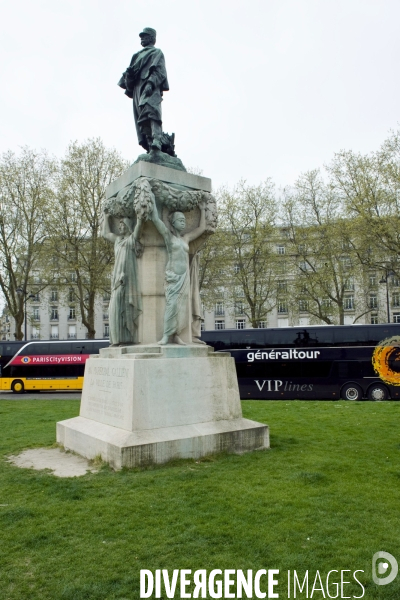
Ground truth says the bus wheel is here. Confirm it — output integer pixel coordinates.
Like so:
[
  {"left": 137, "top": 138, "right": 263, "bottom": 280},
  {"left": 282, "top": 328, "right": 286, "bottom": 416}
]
[
  {"left": 341, "top": 383, "right": 363, "bottom": 401},
  {"left": 11, "top": 380, "right": 24, "bottom": 394},
  {"left": 367, "top": 384, "right": 389, "bottom": 401}
]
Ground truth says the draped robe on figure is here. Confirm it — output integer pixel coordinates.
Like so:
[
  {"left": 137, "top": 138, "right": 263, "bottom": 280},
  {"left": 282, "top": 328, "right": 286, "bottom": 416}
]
[
  {"left": 119, "top": 46, "right": 169, "bottom": 149},
  {"left": 163, "top": 237, "right": 190, "bottom": 338},
  {"left": 109, "top": 233, "right": 142, "bottom": 345}
]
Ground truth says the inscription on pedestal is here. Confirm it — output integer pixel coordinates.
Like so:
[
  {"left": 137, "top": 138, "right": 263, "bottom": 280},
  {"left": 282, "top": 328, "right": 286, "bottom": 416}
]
[{"left": 80, "top": 360, "right": 133, "bottom": 430}]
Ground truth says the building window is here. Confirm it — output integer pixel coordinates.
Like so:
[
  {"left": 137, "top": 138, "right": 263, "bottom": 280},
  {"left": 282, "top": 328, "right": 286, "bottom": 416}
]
[
  {"left": 69, "top": 272, "right": 77, "bottom": 282},
  {"left": 344, "top": 277, "right": 354, "bottom": 291},
  {"left": 50, "top": 289, "right": 58, "bottom": 302},
  {"left": 369, "top": 294, "right": 378, "bottom": 309},
  {"left": 276, "top": 260, "right": 287, "bottom": 274},
  {"left": 233, "top": 263, "right": 241, "bottom": 274},
  {"left": 68, "top": 288, "right": 75, "bottom": 303},
  {"left": 32, "top": 307, "right": 40, "bottom": 321},
  {"left": 104, "top": 324, "right": 110, "bottom": 338},
  {"left": 343, "top": 296, "right": 354, "bottom": 310},
  {"left": 235, "top": 302, "right": 245, "bottom": 315},
  {"left": 340, "top": 256, "right": 352, "bottom": 270},
  {"left": 258, "top": 321, "right": 267, "bottom": 328},
  {"left": 277, "top": 245, "right": 286, "bottom": 255},
  {"left": 370, "top": 314, "right": 378, "bottom": 324},
  {"left": 215, "top": 302, "right": 224, "bottom": 316},
  {"left": 298, "top": 261, "right": 309, "bottom": 272},
  {"left": 236, "top": 319, "right": 246, "bottom": 329},
  {"left": 68, "top": 306, "right": 76, "bottom": 320},
  {"left": 31, "top": 327, "right": 40, "bottom": 339},
  {"left": 277, "top": 280, "right": 288, "bottom": 293},
  {"left": 393, "top": 313, "right": 400, "bottom": 324},
  {"left": 277, "top": 301, "right": 288, "bottom": 314},
  {"left": 235, "top": 287, "right": 245, "bottom": 298},
  {"left": 369, "top": 273, "right": 377, "bottom": 287},
  {"left": 31, "top": 292, "right": 40, "bottom": 302},
  {"left": 321, "top": 298, "right": 332, "bottom": 309},
  {"left": 215, "top": 320, "right": 225, "bottom": 330},
  {"left": 393, "top": 293, "right": 400, "bottom": 308},
  {"left": 393, "top": 277, "right": 400, "bottom": 288},
  {"left": 200, "top": 321, "right": 205, "bottom": 331},
  {"left": 103, "top": 312, "right": 109, "bottom": 321},
  {"left": 50, "top": 307, "right": 58, "bottom": 320},
  {"left": 298, "top": 299, "right": 308, "bottom": 312},
  {"left": 50, "top": 325, "right": 58, "bottom": 339},
  {"left": 103, "top": 292, "right": 111, "bottom": 302},
  {"left": 68, "top": 325, "right": 76, "bottom": 339}
]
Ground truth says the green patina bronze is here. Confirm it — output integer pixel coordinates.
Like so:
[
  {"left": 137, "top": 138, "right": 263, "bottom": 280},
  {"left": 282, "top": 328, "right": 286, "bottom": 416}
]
[
  {"left": 118, "top": 28, "right": 186, "bottom": 172},
  {"left": 102, "top": 214, "right": 143, "bottom": 346},
  {"left": 149, "top": 202, "right": 207, "bottom": 345}
]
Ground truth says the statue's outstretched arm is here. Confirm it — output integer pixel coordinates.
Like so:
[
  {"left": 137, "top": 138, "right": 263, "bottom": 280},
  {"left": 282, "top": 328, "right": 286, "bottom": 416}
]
[
  {"left": 132, "top": 216, "right": 144, "bottom": 258},
  {"left": 150, "top": 205, "right": 171, "bottom": 247},
  {"left": 133, "top": 215, "right": 143, "bottom": 240},
  {"left": 102, "top": 214, "right": 118, "bottom": 243},
  {"left": 186, "top": 203, "right": 206, "bottom": 243}
]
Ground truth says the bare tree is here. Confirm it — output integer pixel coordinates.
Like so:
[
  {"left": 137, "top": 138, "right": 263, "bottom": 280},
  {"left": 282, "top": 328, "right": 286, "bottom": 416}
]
[
  {"left": 328, "top": 131, "right": 400, "bottom": 278},
  {"left": 283, "top": 170, "right": 370, "bottom": 325},
  {"left": 0, "top": 148, "right": 56, "bottom": 339},
  {"left": 47, "top": 139, "right": 128, "bottom": 339},
  {"left": 201, "top": 180, "right": 280, "bottom": 328}
]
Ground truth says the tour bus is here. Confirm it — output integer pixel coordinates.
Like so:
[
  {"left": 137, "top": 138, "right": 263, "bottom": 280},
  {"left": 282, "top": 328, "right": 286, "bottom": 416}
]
[
  {"left": 1, "top": 339, "right": 109, "bottom": 393},
  {"left": 201, "top": 324, "right": 400, "bottom": 401}
]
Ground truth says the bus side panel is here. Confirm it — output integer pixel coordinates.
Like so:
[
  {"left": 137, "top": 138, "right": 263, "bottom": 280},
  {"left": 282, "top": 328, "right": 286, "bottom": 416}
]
[{"left": 23, "top": 377, "right": 84, "bottom": 391}]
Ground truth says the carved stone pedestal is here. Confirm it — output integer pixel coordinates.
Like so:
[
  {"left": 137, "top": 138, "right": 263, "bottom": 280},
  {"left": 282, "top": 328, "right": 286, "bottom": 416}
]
[
  {"left": 56, "top": 345, "right": 269, "bottom": 469},
  {"left": 103, "top": 161, "right": 215, "bottom": 344}
]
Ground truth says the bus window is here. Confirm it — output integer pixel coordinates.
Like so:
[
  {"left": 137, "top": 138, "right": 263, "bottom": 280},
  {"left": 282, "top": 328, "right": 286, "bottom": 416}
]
[
  {"left": 201, "top": 330, "right": 233, "bottom": 350},
  {"left": 363, "top": 361, "right": 376, "bottom": 377},
  {"left": 49, "top": 343, "right": 72, "bottom": 354},
  {"left": 24, "top": 343, "right": 50, "bottom": 355},
  {"left": 266, "top": 330, "right": 299, "bottom": 348},
  {"left": 310, "top": 328, "right": 335, "bottom": 347},
  {"left": 331, "top": 361, "right": 363, "bottom": 378},
  {"left": 230, "top": 331, "right": 264, "bottom": 349}
]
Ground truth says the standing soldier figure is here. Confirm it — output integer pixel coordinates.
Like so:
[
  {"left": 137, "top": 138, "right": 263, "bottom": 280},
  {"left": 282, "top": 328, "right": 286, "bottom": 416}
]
[{"left": 118, "top": 27, "right": 169, "bottom": 153}]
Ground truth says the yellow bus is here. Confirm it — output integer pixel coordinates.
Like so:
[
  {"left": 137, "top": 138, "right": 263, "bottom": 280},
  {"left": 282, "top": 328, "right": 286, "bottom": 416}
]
[{"left": 1, "top": 340, "right": 108, "bottom": 393}]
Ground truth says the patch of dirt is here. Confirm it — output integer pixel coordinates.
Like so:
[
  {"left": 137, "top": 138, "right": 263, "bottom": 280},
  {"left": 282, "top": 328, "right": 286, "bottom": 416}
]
[{"left": 8, "top": 448, "right": 98, "bottom": 478}]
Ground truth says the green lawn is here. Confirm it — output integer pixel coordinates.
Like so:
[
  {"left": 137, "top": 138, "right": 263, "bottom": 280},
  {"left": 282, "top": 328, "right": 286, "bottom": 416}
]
[{"left": 0, "top": 400, "right": 399, "bottom": 599}]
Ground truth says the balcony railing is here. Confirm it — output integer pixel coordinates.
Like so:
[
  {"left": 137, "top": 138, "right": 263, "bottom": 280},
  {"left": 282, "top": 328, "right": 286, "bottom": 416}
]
[
  {"left": 50, "top": 334, "right": 59, "bottom": 339},
  {"left": 68, "top": 333, "right": 77, "bottom": 339}
]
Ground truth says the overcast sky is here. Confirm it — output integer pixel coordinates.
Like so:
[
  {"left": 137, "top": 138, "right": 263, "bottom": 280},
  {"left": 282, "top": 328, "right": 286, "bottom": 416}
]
[{"left": 1, "top": 0, "right": 399, "bottom": 189}]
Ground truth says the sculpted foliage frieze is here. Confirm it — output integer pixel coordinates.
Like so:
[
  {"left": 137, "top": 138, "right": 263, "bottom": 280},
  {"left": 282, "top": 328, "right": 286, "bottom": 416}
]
[{"left": 104, "top": 176, "right": 217, "bottom": 233}]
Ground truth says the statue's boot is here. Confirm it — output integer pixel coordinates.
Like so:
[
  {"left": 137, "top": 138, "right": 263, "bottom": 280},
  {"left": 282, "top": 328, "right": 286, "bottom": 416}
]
[
  {"left": 158, "top": 335, "right": 170, "bottom": 345},
  {"left": 151, "top": 120, "right": 162, "bottom": 150},
  {"left": 192, "top": 337, "right": 206, "bottom": 345}
]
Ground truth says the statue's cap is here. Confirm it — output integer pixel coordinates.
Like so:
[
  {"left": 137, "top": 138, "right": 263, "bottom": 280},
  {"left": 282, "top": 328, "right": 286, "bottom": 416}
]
[{"left": 139, "top": 27, "right": 156, "bottom": 38}]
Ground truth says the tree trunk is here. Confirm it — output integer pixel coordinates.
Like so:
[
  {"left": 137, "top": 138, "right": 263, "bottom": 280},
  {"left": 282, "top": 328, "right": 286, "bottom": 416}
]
[{"left": 14, "top": 312, "right": 24, "bottom": 340}]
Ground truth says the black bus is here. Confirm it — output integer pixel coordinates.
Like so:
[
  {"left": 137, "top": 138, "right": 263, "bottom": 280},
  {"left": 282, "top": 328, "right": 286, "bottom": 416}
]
[{"left": 201, "top": 324, "right": 400, "bottom": 400}]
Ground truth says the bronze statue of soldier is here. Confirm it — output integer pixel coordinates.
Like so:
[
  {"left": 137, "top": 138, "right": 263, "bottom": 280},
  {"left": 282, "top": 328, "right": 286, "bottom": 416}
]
[{"left": 118, "top": 28, "right": 169, "bottom": 154}]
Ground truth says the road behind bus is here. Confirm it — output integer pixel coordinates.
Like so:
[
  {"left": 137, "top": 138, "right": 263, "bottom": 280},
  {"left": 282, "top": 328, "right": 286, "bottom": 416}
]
[{"left": 0, "top": 391, "right": 81, "bottom": 400}]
